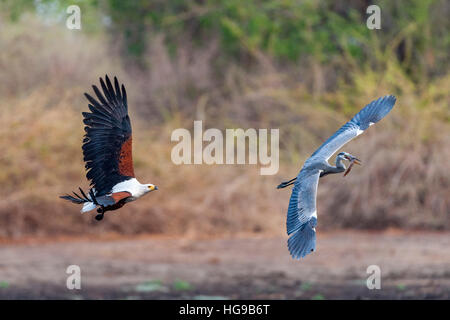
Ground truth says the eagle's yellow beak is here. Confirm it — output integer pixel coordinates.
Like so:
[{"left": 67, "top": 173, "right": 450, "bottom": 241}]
[{"left": 148, "top": 185, "right": 158, "bottom": 191}]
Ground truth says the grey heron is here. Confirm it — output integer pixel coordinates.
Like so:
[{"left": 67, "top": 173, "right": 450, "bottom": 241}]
[{"left": 277, "top": 95, "right": 396, "bottom": 259}]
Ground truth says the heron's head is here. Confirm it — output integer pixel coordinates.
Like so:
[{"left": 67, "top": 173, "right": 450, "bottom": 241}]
[
  {"left": 337, "top": 152, "right": 361, "bottom": 165},
  {"left": 144, "top": 184, "right": 158, "bottom": 193}
]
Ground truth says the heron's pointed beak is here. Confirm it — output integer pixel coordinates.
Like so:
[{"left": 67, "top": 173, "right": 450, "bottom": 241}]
[{"left": 353, "top": 158, "right": 362, "bottom": 165}]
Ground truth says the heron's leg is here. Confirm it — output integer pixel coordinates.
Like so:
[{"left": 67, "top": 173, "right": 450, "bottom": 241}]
[
  {"left": 279, "top": 181, "right": 296, "bottom": 188},
  {"left": 277, "top": 177, "right": 297, "bottom": 189}
]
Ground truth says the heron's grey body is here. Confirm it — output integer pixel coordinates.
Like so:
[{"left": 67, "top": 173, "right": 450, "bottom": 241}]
[{"left": 282, "top": 95, "right": 397, "bottom": 259}]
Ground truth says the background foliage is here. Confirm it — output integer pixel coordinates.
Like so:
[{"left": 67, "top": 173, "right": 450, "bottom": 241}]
[{"left": 0, "top": 0, "right": 448, "bottom": 237}]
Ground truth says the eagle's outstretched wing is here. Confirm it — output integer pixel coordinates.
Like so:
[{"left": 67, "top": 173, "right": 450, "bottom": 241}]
[{"left": 82, "top": 75, "right": 134, "bottom": 196}]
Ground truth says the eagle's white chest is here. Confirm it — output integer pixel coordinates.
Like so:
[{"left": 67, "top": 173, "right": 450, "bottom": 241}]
[{"left": 111, "top": 178, "right": 146, "bottom": 199}]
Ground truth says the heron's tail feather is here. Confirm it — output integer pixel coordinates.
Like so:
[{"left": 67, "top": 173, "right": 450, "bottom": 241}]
[{"left": 288, "top": 217, "right": 317, "bottom": 259}]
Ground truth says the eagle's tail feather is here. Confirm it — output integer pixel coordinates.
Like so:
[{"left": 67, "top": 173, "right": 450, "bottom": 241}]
[
  {"left": 60, "top": 188, "right": 98, "bottom": 213},
  {"left": 81, "top": 201, "right": 97, "bottom": 213}
]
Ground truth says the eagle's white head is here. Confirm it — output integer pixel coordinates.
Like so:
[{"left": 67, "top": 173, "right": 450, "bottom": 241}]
[{"left": 144, "top": 183, "right": 158, "bottom": 193}]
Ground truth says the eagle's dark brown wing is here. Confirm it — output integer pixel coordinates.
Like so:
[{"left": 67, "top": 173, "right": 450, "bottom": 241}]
[{"left": 82, "top": 75, "right": 135, "bottom": 196}]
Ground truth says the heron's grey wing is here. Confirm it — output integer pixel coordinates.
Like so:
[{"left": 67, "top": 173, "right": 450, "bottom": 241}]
[
  {"left": 286, "top": 171, "right": 320, "bottom": 259},
  {"left": 311, "top": 95, "right": 396, "bottom": 161},
  {"left": 286, "top": 171, "right": 320, "bottom": 235}
]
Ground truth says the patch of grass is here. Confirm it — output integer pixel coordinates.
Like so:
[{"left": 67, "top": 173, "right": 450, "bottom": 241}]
[
  {"left": 0, "top": 281, "right": 9, "bottom": 289},
  {"left": 135, "top": 280, "right": 167, "bottom": 293},
  {"left": 311, "top": 294, "right": 325, "bottom": 300},
  {"left": 173, "top": 280, "right": 193, "bottom": 291}
]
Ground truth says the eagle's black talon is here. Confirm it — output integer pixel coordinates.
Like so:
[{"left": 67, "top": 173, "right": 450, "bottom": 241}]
[{"left": 95, "top": 206, "right": 105, "bottom": 220}]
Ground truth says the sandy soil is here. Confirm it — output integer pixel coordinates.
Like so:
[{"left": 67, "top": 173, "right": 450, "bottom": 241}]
[{"left": 0, "top": 231, "right": 449, "bottom": 299}]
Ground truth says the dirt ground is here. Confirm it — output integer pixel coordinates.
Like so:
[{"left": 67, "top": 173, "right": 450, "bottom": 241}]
[{"left": 0, "top": 230, "right": 448, "bottom": 299}]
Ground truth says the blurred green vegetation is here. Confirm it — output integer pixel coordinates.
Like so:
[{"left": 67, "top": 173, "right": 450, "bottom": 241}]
[{"left": 2, "top": 0, "right": 448, "bottom": 83}]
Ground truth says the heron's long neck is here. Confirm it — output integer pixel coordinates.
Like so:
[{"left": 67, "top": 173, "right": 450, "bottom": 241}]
[
  {"left": 320, "top": 156, "right": 347, "bottom": 178},
  {"left": 335, "top": 156, "right": 346, "bottom": 170},
  {"left": 322, "top": 157, "right": 345, "bottom": 176}
]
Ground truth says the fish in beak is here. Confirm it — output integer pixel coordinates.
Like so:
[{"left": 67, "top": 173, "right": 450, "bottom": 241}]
[{"left": 343, "top": 157, "right": 362, "bottom": 177}]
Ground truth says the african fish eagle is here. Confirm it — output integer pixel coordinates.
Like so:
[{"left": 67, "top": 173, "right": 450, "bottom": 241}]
[{"left": 60, "top": 75, "right": 158, "bottom": 221}]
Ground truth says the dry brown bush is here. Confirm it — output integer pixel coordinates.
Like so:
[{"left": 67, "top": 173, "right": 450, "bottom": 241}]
[{"left": 0, "top": 18, "right": 448, "bottom": 239}]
